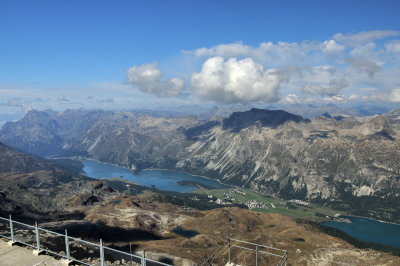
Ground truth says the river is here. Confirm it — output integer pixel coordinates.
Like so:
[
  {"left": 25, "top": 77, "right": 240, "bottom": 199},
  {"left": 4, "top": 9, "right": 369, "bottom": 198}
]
[{"left": 81, "top": 160, "right": 228, "bottom": 193}]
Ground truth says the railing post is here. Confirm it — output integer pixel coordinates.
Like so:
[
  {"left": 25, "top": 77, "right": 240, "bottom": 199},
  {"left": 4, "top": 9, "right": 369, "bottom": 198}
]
[
  {"left": 100, "top": 238, "right": 105, "bottom": 266},
  {"left": 9, "top": 215, "right": 14, "bottom": 242},
  {"left": 65, "top": 229, "right": 70, "bottom": 260},
  {"left": 142, "top": 250, "right": 146, "bottom": 266},
  {"left": 35, "top": 222, "right": 40, "bottom": 250},
  {"left": 284, "top": 251, "right": 287, "bottom": 266},
  {"left": 228, "top": 239, "right": 231, "bottom": 263},
  {"left": 255, "top": 245, "right": 258, "bottom": 266}
]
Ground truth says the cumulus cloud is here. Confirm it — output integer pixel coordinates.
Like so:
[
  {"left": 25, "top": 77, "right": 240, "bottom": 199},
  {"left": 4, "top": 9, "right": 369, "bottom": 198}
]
[
  {"left": 367, "top": 88, "right": 400, "bottom": 103},
  {"left": 333, "top": 30, "right": 399, "bottom": 46},
  {"left": 304, "top": 78, "right": 349, "bottom": 96},
  {"left": 321, "top": 40, "right": 345, "bottom": 54},
  {"left": 184, "top": 31, "right": 399, "bottom": 65},
  {"left": 127, "top": 63, "right": 184, "bottom": 97},
  {"left": 191, "top": 57, "right": 282, "bottom": 103},
  {"left": 346, "top": 58, "right": 380, "bottom": 77},
  {"left": 184, "top": 41, "right": 308, "bottom": 67},
  {"left": 122, "top": 30, "right": 399, "bottom": 104},
  {"left": 385, "top": 40, "right": 400, "bottom": 54}
]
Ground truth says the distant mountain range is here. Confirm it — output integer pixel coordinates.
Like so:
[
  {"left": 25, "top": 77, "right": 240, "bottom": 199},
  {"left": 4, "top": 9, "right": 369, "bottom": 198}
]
[{"left": 1, "top": 107, "right": 399, "bottom": 222}]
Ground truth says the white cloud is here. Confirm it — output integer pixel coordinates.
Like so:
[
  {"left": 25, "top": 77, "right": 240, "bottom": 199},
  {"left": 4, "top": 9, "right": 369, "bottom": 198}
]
[
  {"left": 57, "top": 95, "right": 70, "bottom": 102},
  {"left": 184, "top": 41, "right": 308, "bottom": 67},
  {"left": 293, "top": 65, "right": 348, "bottom": 96},
  {"left": 348, "top": 94, "right": 361, "bottom": 100},
  {"left": 321, "top": 40, "right": 345, "bottom": 54},
  {"left": 346, "top": 58, "right": 380, "bottom": 77},
  {"left": 333, "top": 30, "right": 400, "bottom": 46},
  {"left": 385, "top": 40, "right": 400, "bottom": 54},
  {"left": 191, "top": 56, "right": 282, "bottom": 103},
  {"left": 390, "top": 88, "right": 400, "bottom": 102},
  {"left": 183, "top": 30, "right": 400, "bottom": 102},
  {"left": 126, "top": 63, "right": 184, "bottom": 97},
  {"left": 97, "top": 98, "right": 114, "bottom": 103},
  {"left": 281, "top": 94, "right": 301, "bottom": 104},
  {"left": 189, "top": 42, "right": 253, "bottom": 58},
  {"left": 1, "top": 98, "right": 33, "bottom": 112},
  {"left": 304, "top": 78, "right": 349, "bottom": 96}
]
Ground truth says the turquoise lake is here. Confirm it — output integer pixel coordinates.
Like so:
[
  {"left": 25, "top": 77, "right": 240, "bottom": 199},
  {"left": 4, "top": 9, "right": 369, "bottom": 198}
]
[
  {"left": 321, "top": 216, "right": 400, "bottom": 248},
  {"left": 82, "top": 160, "right": 228, "bottom": 193}
]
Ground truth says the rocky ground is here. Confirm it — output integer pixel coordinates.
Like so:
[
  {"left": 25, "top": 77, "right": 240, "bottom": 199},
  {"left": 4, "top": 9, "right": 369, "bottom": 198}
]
[{"left": 1, "top": 180, "right": 399, "bottom": 265}]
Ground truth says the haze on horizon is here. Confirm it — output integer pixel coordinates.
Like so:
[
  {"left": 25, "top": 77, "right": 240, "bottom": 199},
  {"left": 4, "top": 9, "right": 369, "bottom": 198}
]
[{"left": 0, "top": 0, "right": 399, "bottom": 122}]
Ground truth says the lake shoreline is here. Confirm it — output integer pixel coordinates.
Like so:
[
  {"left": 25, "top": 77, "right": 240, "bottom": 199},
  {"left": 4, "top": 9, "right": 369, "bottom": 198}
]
[
  {"left": 51, "top": 156, "right": 398, "bottom": 225},
  {"left": 76, "top": 158, "right": 228, "bottom": 193},
  {"left": 320, "top": 216, "right": 400, "bottom": 250},
  {"left": 337, "top": 214, "right": 400, "bottom": 226},
  {"left": 52, "top": 156, "right": 232, "bottom": 189}
]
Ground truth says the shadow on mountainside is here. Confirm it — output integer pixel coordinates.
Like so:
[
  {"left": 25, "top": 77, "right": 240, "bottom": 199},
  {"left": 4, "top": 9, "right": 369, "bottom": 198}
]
[{"left": 222, "top": 108, "right": 310, "bottom": 132}]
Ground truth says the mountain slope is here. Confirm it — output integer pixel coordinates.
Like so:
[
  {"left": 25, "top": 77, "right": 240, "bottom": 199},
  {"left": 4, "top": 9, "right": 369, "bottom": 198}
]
[
  {"left": 1, "top": 108, "right": 400, "bottom": 221},
  {"left": 0, "top": 141, "right": 85, "bottom": 188}
]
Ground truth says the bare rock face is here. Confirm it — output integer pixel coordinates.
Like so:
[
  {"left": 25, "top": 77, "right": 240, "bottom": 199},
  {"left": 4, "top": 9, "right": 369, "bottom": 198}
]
[
  {"left": 176, "top": 111, "right": 400, "bottom": 221},
  {"left": 1, "top": 108, "right": 400, "bottom": 221},
  {"left": 222, "top": 108, "right": 310, "bottom": 132}
]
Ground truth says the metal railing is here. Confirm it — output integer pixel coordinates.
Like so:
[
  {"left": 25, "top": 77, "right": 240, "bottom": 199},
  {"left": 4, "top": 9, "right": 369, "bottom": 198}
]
[
  {"left": 0, "top": 215, "right": 172, "bottom": 266},
  {"left": 202, "top": 238, "right": 287, "bottom": 266}
]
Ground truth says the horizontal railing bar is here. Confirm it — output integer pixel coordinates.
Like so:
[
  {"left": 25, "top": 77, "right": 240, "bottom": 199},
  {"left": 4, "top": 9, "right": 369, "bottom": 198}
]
[
  {"left": 231, "top": 244, "right": 255, "bottom": 252},
  {"left": 11, "top": 220, "right": 36, "bottom": 229},
  {"left": 70, "top": 259, "right": 92, "bottom": 266},
  {"left": 67, "top": 236, "right": 101, "bottom": 247},
  {"left": 231, "top": 244, "right": 283, "bottom": 258},
  {"left": 231, "top": 242, "right": 284, "bottom": 257},
  {"left": 103, "top": 246, "right": 143, "bottom": 259},
  {"left": 37, "top": 227, "right": 65, "bottom": 237},
  {"left": 230, "top": 238, "right": 286, "bottom": 252},
  {"left": 257, "top": 249, "right": 284, "bottom": 258},
  {"left": 145, "top": 257, "right": 174, "bottom": 266}
]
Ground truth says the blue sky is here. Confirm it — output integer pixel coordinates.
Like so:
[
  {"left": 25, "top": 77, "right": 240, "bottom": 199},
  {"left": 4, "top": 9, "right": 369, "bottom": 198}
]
[{"left": 0, "top": 0, "right": 399, "bottom": 118}]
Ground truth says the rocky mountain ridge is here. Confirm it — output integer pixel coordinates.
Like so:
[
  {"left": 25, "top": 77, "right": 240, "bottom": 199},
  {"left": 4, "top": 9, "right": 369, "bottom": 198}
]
[
  {"left": 0, "top": 141, "right": 86, "bottom": 188},
  {"left": 1, "top": 108, "right": 400, "bottom": 221}
]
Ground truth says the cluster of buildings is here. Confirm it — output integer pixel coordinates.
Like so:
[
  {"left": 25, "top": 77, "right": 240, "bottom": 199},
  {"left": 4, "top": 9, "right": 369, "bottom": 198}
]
[
  {"left": 244, "top": 200, "right": 275, "bottom": 210},
  {"left": 288, "top": 199, "right": 309, "bottom": 206}
]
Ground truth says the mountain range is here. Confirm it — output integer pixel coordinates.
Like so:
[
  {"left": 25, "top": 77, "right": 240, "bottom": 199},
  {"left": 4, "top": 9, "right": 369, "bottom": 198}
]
[{"left": 1, "top": 107, "right": 399, "bottom": 222}]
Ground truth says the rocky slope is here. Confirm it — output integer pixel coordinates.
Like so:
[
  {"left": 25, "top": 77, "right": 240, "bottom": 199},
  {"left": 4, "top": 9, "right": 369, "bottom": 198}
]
[
  {"left": 0, "top": 141, "right": 86, "bottom": 188},
  {"left": 2, "top": 180, "right": 399, "bottom": 265},
  {"left": 0, "top": 126, "right": 399, "bottom": 264},
  {"left": 1, "top": 108, "right": 400, "bottom": 221}
]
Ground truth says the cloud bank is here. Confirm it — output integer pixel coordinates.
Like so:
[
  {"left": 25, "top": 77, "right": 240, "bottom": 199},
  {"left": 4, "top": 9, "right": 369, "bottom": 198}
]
[
  {"left": 3, "top": 30, "right": 399, "bottom": 116},
  {"left": 183, "top": 30, "right": 400, "bottom": 104},
  {"left": 126, "top": 63, "right": 184, "bottom": 97}
]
